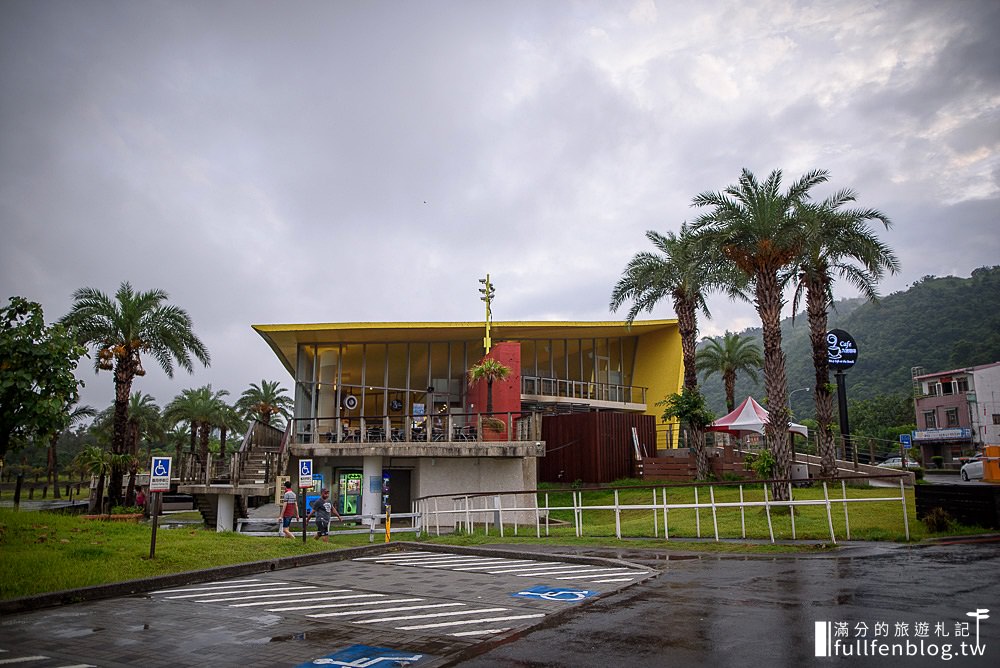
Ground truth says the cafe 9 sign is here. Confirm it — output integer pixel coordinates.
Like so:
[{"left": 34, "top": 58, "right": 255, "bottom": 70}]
[{"left": 827, "top": 329, "right": 858, "bottom": 371}]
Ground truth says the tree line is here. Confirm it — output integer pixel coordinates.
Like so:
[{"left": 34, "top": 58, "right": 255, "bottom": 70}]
[
  {"left": 697, "top": 265, "right": 1000, "bottom": 419},
  {"left": 1, "top": 282, "right": 293, "bottom": 511}
]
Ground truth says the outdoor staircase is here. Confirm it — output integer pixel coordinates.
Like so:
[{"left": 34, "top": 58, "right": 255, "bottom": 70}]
[
  {"left": 186, "top": 420, "right": 289, "bottom": 529},
  {"left": 193, "top": 492, "right": 251, "bottom": 530},
  {"left": 237, "top": 443, "right": 280, "bottom": 485}
]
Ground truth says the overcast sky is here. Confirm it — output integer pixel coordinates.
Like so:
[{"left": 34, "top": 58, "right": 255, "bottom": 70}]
[{"left": 2, "top": 0, "right": 997, "bottom": 413}]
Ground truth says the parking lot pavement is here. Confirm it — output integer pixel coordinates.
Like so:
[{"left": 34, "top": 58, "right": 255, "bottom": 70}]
[{"left": 0, "top": 546, "right": 653, "bottom": 667}]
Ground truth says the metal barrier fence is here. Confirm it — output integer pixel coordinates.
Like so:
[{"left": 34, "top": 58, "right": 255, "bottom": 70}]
[
  {"left": 415, "top": 473, "right": 912, "bottom": 544},
  {"left": 236, "top": 512, "right": 423, "bottom": 542}
]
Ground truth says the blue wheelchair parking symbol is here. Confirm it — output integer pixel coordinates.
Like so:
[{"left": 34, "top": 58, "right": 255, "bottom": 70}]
[
  {"left": 152, "top": 458, "right": 170, "bottom": 477},
  {"left": 512, "top": 585, "right": 597, "bottom": 602},
  {"left": 296, "top": 644, "right": 426, "bottom": 667}
]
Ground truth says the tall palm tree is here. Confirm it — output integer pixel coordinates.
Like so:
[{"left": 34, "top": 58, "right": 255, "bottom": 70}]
[
  {"left": 61, "top": 282, "right": 209, "bottom": 505},
  {"left": 468, "top": 358, "right": 511, "bottom": 415},
  {"left": 236, "top": 380, "right": 293, "bottom": 428},
  {"left": 696, "top": 332, "right": 763, "bottom": 413},
  {"left": 610, "top": 224, "right": 735, "bottom": 479},
  {"left": 47, "top": 403, "right": 96, "bottom": 499},
  {"left": 788, "top": 191, "right": 899, "bottom": 477},
  {"left": 692, "top": 168, "right": 829, "bottom": 499}
]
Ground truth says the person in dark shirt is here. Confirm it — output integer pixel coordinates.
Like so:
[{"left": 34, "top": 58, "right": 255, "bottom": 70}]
[{"left": 305, "top": 488, "right": 342, "bottom": 542}]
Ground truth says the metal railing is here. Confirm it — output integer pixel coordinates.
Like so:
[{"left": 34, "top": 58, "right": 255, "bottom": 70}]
[
  {"left": 292, "top": 411, "right": 540, "bottom": 445},
  {"left": 236, "top": 512, "right": 423, "bottom": 541},
  {"left": 521, "top": 375, "right": 646, "bottom": 405},
  {"left": 414, "top": 473, "right": 912, "bottom": 544}
]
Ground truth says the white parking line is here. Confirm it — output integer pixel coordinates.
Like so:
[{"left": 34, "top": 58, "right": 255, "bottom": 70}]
[
  {"left": 307, "top": 603, "right": 464, "bottom": 618},
  {"left": 0, "top": 657, "right": 49, "bottom": 665},
  {"left": 195, "top": 589, "right": 349, "bottom": 603},
  {"left": 165, "top": 585, "right": 314, "bottom": 599},
  {"left": 398, "top": 613, "right": 545, "bottom": 630},
  {"left": 353, "top": 552, "right": 438, "bottom": 561},
  {"left": 512, "top": 567, "right": 635, "bottom": 577},
  {"left": 229, "top": 593, "right": 387, "bottom": 608},
  {"left": 353, "top": 607, "right": 509, "bottom": 625},
  {"left": 554, "top": 571, "right": 648, "bottom": 580},
  {"left": 486, "top": 565, "right": 596, "bottom": 575},
  {"left": 449, "top": 628, "right": 511, "bottom": 637},
  {"left": 273, "top": 598, "right": 424, "bottom": 613},
  {"left": 150, "top": 580, "right": 271, "bottom": 594},
  {"left": 588, "top": 577, "right": 637, "bottom": 583},
  {"left": 451, "top": 560, "right": 541, "bottom": 571}
]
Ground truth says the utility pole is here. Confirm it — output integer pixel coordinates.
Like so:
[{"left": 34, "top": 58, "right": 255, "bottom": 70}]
[{"left": 479, "top": 274, "right": 495, "bottom": 353}]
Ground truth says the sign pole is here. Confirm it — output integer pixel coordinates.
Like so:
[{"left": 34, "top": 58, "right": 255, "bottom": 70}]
[
  {"left": 148, "top": 456, "right": 172, "bottom": 560},
  {"left": 149, "top": 492, "right": 160, "bottom": 559},
  {"left": 299, "top": 458, "right": 313, "bottom": 544}
]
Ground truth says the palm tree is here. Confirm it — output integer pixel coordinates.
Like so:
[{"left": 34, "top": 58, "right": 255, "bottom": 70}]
[
  {"left": 215, "top": 401, "right": 245, "bottom": 460},
  {"left": 61, "top": 282, "right": 209, "bottom": 505},
  {"left": 788, "top": 191, "right": 899, "bottom": 477},
  {"left": 164, "top": 386, "right": 229, "bottom": 464},
  {"left": 468, "top": 358, "right": 511, "bottom": 416},
  {"left": 123, "top": 393, "right": 162, "bottom": 504},
  {"left": 75, "top": 445, "right": 111, "bottom": 513},
  {"left": 692, "top": 168, "right": 829, "bottom": 499},
  {"left": 46, "top": 403, "right": 95, "bottom": 498},
  {"left": 236, "top": 380, "right": 293, "bottom": 428},
  {"left": 696, "top": 332, "right": 763, "bottom": 413},
  {"left": 610, "top": 224, "right": 735, "bottom": 479}
]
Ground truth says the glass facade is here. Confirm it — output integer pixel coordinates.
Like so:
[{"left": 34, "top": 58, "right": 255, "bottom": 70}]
[{"left": 294, "top": 334, "right": 640, "bottom": 440}]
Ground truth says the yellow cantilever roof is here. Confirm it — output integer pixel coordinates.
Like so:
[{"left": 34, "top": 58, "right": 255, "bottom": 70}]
[{"left": 253, "top": 319, "right": 678, "bottom": 376}]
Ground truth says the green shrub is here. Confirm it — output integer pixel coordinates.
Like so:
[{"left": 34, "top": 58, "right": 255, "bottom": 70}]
[
  {"left": 744, "top": 449, "right": 776, "bottom": 478},
  {"left": 922, "top": 507, "right": 953, "bottom": 533}
]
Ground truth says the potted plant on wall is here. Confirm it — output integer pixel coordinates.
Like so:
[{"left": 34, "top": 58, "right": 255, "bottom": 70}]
[{"left": 468, "top": 358, "right": 511, "bottom": 435}]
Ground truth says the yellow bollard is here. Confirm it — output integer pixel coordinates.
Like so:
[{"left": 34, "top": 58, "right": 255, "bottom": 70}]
[{"left": 384, "top": 504, "right": 391, "bottom": 543}]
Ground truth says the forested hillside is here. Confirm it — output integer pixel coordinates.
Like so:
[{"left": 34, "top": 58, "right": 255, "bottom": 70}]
[{"left": 697, "top": 266, "right": 1000, "bottom": 419}]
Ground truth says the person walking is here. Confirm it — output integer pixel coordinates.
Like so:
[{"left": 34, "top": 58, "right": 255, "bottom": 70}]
[
  {"left": 305, "top": 488, "right": 342, "bottom": 542},
  {"left": 279, "top": 480, "right": 299, "bottom": 538}
]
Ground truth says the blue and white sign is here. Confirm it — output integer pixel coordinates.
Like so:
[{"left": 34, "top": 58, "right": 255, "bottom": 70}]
[
  {"left": 899, "top": 433, "right": 912, "bottom": 449},
  {"left": 296, "top": 644, "right": 426, "bottom": 667},
  {"left": 512, "top": 585, "right": 597, "bottom": 602},
  {"left": 299, "top": 459, "right": 313, "bottom": 489},
  {"left": 149, "top": 456, "right": 171, "bottom": 492}
]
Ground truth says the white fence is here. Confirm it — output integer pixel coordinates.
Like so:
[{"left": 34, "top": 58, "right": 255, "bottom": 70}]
[{"left": 414, "top": 475, "right": 911, "bottom": 544}]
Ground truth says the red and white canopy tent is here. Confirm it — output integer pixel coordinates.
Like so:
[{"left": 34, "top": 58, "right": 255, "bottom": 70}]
[{"left": 707, "top": 396, "right": 809, "bottom": 438}]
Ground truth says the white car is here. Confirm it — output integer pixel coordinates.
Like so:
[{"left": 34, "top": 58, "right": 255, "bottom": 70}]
[
  {"left": 960, "top": 454, "right": 985, "bottom": 481},
  {"left": 879, "top": 456, "right": 921, "bottom": 469}
]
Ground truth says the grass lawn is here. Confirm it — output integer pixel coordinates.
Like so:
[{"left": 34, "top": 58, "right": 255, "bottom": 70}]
[
  {"left": 1, "top": 484, "right": 992, "bottom": 601},
  {"left": 0, "top": 510, "right": 374, "bottom": 600}
]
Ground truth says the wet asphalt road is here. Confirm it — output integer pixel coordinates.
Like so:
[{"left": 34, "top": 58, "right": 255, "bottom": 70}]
[{"left": 454, "top": 541, "right": 1000, "bottom": 668}]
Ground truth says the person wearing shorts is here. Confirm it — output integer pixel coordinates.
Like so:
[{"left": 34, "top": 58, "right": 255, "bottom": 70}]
[
  {"left": 279, "top": 480, "right": 298, "bottom": 538},
  {"left": 306, "top": 488, "right": 342, "bottom": 542}
]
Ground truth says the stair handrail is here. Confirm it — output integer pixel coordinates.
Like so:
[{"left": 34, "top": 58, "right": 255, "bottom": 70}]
[{"left": 230, "top": 423, "right": 255, "bottom": 487}]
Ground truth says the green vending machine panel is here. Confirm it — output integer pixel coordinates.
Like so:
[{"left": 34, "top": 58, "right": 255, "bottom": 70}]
[{"left": 339, "top": 471, "right": 362, "bottom": 516}]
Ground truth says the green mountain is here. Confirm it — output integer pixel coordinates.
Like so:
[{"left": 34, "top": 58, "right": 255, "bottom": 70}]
[{"left": 697, "top": 265, "right": 1000, "bottom": 419}]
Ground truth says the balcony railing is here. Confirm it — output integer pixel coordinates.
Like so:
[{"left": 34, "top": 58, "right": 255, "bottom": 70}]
[
  {"left": 292, "top": 411, "right": 540, "bottom": 445},
  {"left": 520, "top": 375, "right": 646, "bottom": 405}
]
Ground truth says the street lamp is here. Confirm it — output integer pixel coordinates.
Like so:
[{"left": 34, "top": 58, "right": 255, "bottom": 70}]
[{"left": 788, "top": 387, "right": 810, "bottom": 413}]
